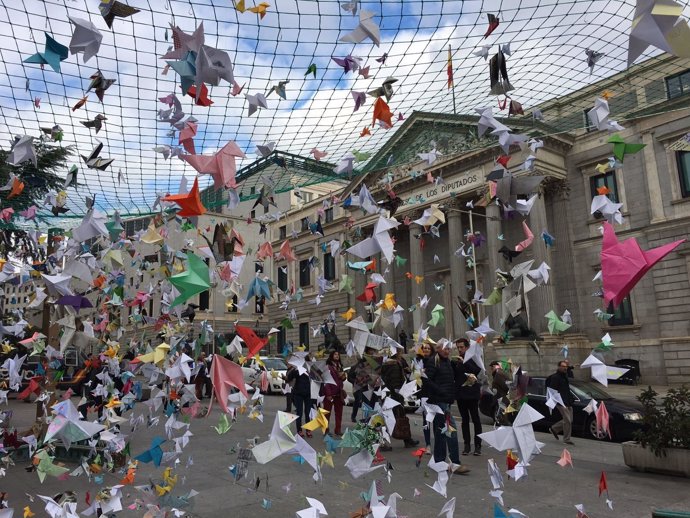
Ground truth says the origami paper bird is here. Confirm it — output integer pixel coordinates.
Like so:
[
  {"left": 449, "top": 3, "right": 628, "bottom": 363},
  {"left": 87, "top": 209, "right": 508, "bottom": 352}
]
[
  {"left": 339, "top": 274, "right": 354, "bottom": 294},
  {"left": 372, "top": 97, "right": 393, "bottom": 127},
  {"left": 179, "top": 120, "right": 198, "bottom": 154},
  {"left": 587, "top": 97, "right": 624, "bottom": 132},
  {"left": 515, "top": 221, "right": 534, "bottom": 252},
  {"left": 607, "top": 134, "right": 646, "bottom": 162},
  {"left": 489, "top": 49, "right": 513, "bottom": 95},
  {"left": 557, "top": 448, "right": 573, "bottom": 468},
  {"left": 303, "top": 408, "right": 330, "bottom": 434},
  {"left": 581, "top": 354, "right": 629, "bottom": 386},
  {"left": 68, "top": 17, "right": 102, "bottom": 63},
  {"left": 627, "top": 0, "right": 690, "bottom": 66},
  {"left": 246, "top": 92, "right": 268, "bottom": 116},
  {"left": 267, "top": 80, "right": 289, "bottom": 100},
  {"left": 586, "top": 48, "right": 604, "bottom": 74},
  {"left": 33, "top": 450, "right": 70, "bottom": 482},
  {"left": 169, "top": 252, "right": 210, "bottom": 307},
  {"left": 99, "top": 0, "right": 140, "bottom": 27},
  {"left": 81, "top": 113, "right": 107, "bottom": 134},
  {"left": 311, "top": 148, "right": 328, "bottom": 161},
  {"left": 600, "top": 222, "right": 684, "bottom": 308},
  {"left": 478, "top": 403, "right": 545, "bottom": 463},
  {"left": 427, "top": 304, "right": 445, "bottom": 327},
  {"left": 181, "top": 141, "right": 245, "bottom": 190},
  {"left": 87, "top": 70, "right": 116, "bottom": 102},
  {"left": 332, "top": 55, "right": 362, "bottom": 73},
  {"left": 305, "top": 63, "right": 317, "bottom": 77},
  {"left": 484, "top": 13, "right": 500, "bottom": 38},
  {"left": 339, "top": 9, "right": 380, "bottom": 46},
  {"left": 135, "top": 436, "right": 165, "bottom": 467},
  {"left": 596, "top": 401, "right": 611, "bottom": 439},
  {"left": 341, "top": 308, "right": 356, "bottom": 321},
  {"left": 209, "top": 355, "right": 248, "bottom": 415},
  {"left": 356, "top": 282, "right": 377, "bottom": 303},
  {"left": 186, "top": 84, "right": 214, "bottom": 106},
  {"left": 245, "top": 275, "right": 271, "bottom": 302},
  {"left": 544, "top": 310, "right": 571, "bottom": 335},
  {"left": 24, "top": 33, "right": 68, "bottom": 72},
  {"left": 163, "top": 177, "right": 207, "bottom": 217},
  {"left": 6, "top": 135, "right": 37, "bottom": 167},
  {"left": 81, "top": 142, "right": 114, "bottom": 171}
]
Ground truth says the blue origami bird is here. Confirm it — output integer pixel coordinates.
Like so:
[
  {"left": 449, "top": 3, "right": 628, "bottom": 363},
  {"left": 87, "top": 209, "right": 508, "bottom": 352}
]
[
  {"left": 24, "top": 33, "right": 68, "bottom": 72},
  {"left": 135, "top": 436, "right": 166, "bottom": 467}
]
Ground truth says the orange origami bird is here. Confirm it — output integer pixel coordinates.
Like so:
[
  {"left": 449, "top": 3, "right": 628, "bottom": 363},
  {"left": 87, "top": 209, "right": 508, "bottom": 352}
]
[
  {"left": 360, "top": 127, "right": 371, "bottom": 137},
  {"left": 120, "top": 463, "right": 137, "bottom": 485},
  {"left": 72, "top": 95, "right": 88, "bottom": 111},
  {"left": 248, "top": 2, "right": 270, "bottom": 18},
  {"left": 596, "top": 185, "right": 610, "bottom": 196},
  {"left": 163, "top": 177, "right": 207, "bottom": 217},
  {"left": 186, "top": 84, "right": 214, "bottom": 106},
  {"left": 372, "top": 97, "right": 393, "bottom": 127},
  {"left": 8, "top": 177, "right": 25, "bottom": 199}
]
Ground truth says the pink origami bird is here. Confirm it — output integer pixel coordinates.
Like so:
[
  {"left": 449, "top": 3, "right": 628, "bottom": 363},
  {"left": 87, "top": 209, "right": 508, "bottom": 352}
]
[
  {"left": 208, "top": 355, "right": 248, "bottom": 415},
  {"left": 218, "top": 262, "right": 233, "bottom": 282},
  {"left": 275, "top": 239, "right": 297, "bottom": 262},
  {"left": 0, "top": 208, "right": 14, "bottom": 222},
  {"left": 256, "top": 241, "right": 274, "bottom": 261},
  {"left": 556, "top": 448, "right": 573, "bottom": 468},
  {"left": 601, "top": 222, "right": 685, "bottom": 308},
  {"left": 515, "top": 221, "right": 534, "bottom": 252},
  {"left": 311, "top": 148, "right": 328, "bottom": 161},
  {"left": 230, "top": 81, "right": 245, "bottom": 97},
  {"left": 181, "top": 140, "right": 245, "bottom": 190},
  {"left": 595, "top": 401, "right": 611, "bottom": 439},
  {"left": 20, "top": 205, "right": 37, "bottom": 220},
  {"left": 179, "top": 121, "right": 198, "bottom": 155}
]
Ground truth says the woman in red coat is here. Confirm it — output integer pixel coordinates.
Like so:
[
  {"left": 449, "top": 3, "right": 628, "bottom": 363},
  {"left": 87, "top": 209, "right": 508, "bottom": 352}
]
[{"left": 321, "top": 350, "right": 345, "bottom": 436}]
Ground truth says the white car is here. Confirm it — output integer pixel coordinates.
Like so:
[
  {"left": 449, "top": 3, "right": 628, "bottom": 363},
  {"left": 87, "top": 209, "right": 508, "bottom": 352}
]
[
  {"left": 342, "top": 367, "right": 420, "bottom": 411},
  {"left": 241, "top": 356, "right": 288, "bottom": 394}
]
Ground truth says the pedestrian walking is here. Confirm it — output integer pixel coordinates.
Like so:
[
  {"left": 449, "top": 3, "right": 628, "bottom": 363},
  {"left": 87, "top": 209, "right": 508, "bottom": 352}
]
[
  {"left": 321, "top": 350, "right": 345, "bottom": 437},
  {"left": 546, "top": 360, "right": 575, "bottom": 445}
]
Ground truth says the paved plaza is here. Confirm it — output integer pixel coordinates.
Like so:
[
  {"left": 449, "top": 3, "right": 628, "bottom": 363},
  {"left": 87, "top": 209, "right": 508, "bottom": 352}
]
[{"left": 4, "top": 389, "right": 689, "bottom": 518}]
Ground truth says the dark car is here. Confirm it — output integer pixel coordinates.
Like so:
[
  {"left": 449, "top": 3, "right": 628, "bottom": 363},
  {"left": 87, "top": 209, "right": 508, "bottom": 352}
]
[{"left": 480, "top": 376, "right": 644, "bottom": 442}]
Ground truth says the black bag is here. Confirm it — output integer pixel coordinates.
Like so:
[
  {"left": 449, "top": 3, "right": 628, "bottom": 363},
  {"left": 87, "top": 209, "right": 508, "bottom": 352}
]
[{"left": 391, "top": 415, "right": 411, "bottom": 440}]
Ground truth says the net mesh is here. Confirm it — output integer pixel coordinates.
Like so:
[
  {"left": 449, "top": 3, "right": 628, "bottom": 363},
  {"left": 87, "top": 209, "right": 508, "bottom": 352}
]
[{"left": 1, "top": 0, "right": 689, "bottom": 228}]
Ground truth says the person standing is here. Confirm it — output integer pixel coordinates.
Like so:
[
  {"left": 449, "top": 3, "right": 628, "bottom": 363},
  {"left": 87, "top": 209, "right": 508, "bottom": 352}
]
[
  {"left": 453, "top": 339, "right": 482, "bottom": 456},
  {"left": 423, "top": 341, "right": 470, "bottom": 474},
  {"left": 398, "top": 330, "right": 408, "bottom": 354},
  {"left": 194, "top": 352, "right": 211, "bottom": 400},
  {"left": 321, "top": 350, "right": 345, "bottom": 437},
  {"left": 381, "top": 349, "right": 419, "bottom": 448},
  {"left": 348, "top": 355, "right": 367, "bottom": 423},
  {"left": 287, "top": 358, "right": 312, "bottom": 438},
  {"left": 546, "top": 360, "right": 575, "bottom": 445},
  {"left": 415, "top": 341, "right": 434, "bottom": 454}
]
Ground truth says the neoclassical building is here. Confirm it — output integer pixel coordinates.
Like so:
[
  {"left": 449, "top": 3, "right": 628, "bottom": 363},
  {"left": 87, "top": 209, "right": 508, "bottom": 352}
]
[{"left": 263, "top": 54, "right": 690, "bottom": 385}]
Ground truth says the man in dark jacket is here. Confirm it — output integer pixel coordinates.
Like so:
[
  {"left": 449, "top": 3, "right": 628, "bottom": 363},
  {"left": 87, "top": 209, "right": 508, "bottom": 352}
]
[
  {"left": 453, "top": 339, "right": 482, "bottom": 456},
  {"left": 545, "top": 360, "right": 575, "bottom": 445},
  {"left": 423, "top": 341, "right": 470, "bottom": 474}
]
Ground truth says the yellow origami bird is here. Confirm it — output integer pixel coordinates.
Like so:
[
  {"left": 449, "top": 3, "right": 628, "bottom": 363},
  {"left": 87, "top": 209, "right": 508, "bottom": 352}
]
[
  {"left": 601, "top": 90, "right": 614, "bottom": 100},
  {"left": 382, "top": 293, "right": 396, "bottom": 311},
  {"left": 24, "top": 506, "right": 35, "bottom": 518},
  {"left": 414, "top": 275, "right": 424, "bottom": 285},
  {"left": 163, "top": 467, "right": 178, "bottom": 487},
  {"left": 595, "top": 162, "right": 609, "bottom": 174},
  {"left": 319, "top": 451, "right": 334, "bottom": 468},
  {"left": 248, "top": 2, "right": 270, "bottom": 18},
  {"left": 341, "top": 308, "right": 356, "bottom": 321},
  {"left": 234, "top": 0, "right": 246, "bottom": 12},
  {"left": 302, "top": 408, "right": 330, "bottom": 434}
]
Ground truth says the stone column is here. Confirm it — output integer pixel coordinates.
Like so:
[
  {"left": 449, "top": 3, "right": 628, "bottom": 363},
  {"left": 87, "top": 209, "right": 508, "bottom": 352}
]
[
  {"left": 409, "top": 222, "right": 426, "bottom": 331},
  {"left": 528, "top": 193, "right": 556, "bottom": 333},
  {"left": 447, "top": 205, "right": 467, "bottom": 337},
  {"left": 484, "top": 202, "right": 503, "bottom": 329},
  {"left": 378, "top": 252, "right": 397, "bottom": 338},
  {"left": 641, "top": 132, "right": 666, "bottom": 224}
]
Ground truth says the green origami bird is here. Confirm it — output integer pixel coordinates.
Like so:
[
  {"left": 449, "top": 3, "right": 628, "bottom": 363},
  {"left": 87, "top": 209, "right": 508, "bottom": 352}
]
[
  {"left": 544, "top": 310, "right": 572, "bottom": 335},
  {"left": 427, "top": 304, "right": 445, "bottom": 327},
  {"left": 305, "top": 63, "right": 317, "bottom": 78},
  {"left": 214, "top": 413, "right": 232, "bottom": 434},
  {"left": 339, "top": 274, "right": 354, "bottom": 294},
  {"left": 607, "top": 134, "right": 646, "bottom": 162},
  {"left": 352, "top": 150, "right": 371, "bottom": 162},
  {"left": 395, "top": 255, "right": 407, "bottom": 267},
  {"left": 169, "top": 253, "right": 210, "bottom": 307}
]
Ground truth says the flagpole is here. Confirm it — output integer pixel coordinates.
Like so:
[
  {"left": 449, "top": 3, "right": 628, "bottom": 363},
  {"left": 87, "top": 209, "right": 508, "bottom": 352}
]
[{"left": 448, "top": 45, "right": 457, "bottom": 115}]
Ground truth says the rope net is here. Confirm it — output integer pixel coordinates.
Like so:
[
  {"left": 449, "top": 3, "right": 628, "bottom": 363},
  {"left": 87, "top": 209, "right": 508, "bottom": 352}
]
[{"left": 0, "top": 0, "right": 689, "bottom": 228}]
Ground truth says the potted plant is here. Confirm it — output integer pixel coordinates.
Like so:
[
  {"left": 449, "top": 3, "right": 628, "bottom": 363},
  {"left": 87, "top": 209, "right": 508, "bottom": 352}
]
[{"left": 622, "top": 386, "right": 690, "bottom": 477}]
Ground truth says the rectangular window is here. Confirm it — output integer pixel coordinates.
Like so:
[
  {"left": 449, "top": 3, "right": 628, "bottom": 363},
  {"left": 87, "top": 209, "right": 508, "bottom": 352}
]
[
  {"left": 277, "top": 327, "right": 287, "bottom": 351},
  {"left": 279, "top": 225, "right": 287, "bottom": 240},
  {"left": 323, "top": 252, "right": 336, "bottom": 281},
  {"left": 677, "top": 151, "right": 690, "bottom": 198},
  {"left": 299, "top": 259, "right": 311, "bottom": 287},
  {"left": 255, "top": 295, "right": 265, "bottom": 314},
  {"left": 227, "top": 294, "right": 238, "bottom": 313},
  {"left": 301, "top": 218, "right": 309, "bottom": 232},
  {"left": 250, "top": 210, "right": 256, "bottom": 219},
  {"left": 583, "top": 108, "right": 595, "bottom": 133},
  {"left": 607, "top": 295, "right": 633, "bottom": 326},
  {"left": 299, "top": 322, "right": 310, "bottom": 348},
  {"left": 325, "top": 207, "right": 334, "bottom": 223},
  {"left": 666, "top": 70, "right": 690, "bottom": 100},
  {"left": 277, "top": 266, "right": 288, "bottom": 291},
  {"left": 250, "top": 186, "right": 256, "bottom": 195},
  {"left": 590, "top": 171, "right": 619, "bottom": 202}
]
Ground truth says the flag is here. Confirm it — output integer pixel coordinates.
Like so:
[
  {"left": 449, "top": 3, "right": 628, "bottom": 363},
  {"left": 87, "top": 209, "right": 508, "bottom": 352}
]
[
  {"left": 447, "top": 46, "right": 453, "bottom": 89},
  {"left": 598, "top": 471, "right": 608, "bottom": 496}
]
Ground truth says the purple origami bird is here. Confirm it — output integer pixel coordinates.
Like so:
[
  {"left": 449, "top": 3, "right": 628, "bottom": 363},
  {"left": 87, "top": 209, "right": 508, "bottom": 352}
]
[
  {"left": 332, "top": 55, "right": 361, "bottom": 73},
  {"left": 352, "top": 91, "right": 366, "bottom": 112}
]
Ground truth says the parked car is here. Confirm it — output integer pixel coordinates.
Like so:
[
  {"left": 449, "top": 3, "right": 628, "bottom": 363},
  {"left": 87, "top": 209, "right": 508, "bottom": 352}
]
[
  {"left": 241, "top": 356, "right": 287, "bottom": 394},
  {"left": 479, "top": 376, "right": 644, "bottom": 442},
  {"left": 342, "top": 367, "right": 420, "bottom": 411}
]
